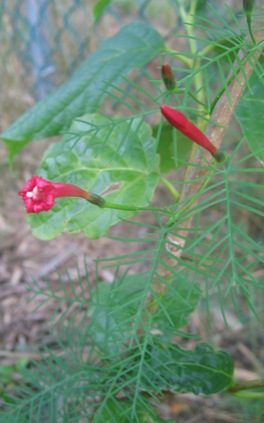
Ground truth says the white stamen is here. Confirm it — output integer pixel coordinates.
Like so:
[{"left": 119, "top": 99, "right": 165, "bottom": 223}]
[{"left": 26, "top": 186, "right": 39, "bottom": 199}]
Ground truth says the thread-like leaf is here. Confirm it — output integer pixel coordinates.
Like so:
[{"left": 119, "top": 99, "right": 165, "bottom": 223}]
[{"left": 236, "top": 71, "right": 264, "bottom": 162}]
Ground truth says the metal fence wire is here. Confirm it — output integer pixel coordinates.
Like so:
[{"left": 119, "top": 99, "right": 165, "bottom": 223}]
[
  {"left": 0, "top": 0, "right": 237, "bottom": 127},
  {"left": 0, "top": 0, "right": 179, "bottom": 102}
]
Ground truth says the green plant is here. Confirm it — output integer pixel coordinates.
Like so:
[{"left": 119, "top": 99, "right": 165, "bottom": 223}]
[{"left": 1, "top": 1, "right": 264, "bottom": 421}]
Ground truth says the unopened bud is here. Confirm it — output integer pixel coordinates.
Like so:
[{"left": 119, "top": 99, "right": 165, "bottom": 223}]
[
  {"left": 161, "top": 64, "right": 177, "bottom": 92},
  {"left": 243, "top": 0, "right": 256, "bottom": 43},
  {"left": 243, "top": 0, "right": 255, "bottom": 13}
]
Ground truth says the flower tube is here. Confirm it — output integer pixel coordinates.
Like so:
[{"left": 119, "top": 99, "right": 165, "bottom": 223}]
[
  {"left": 160, "top": 105, "right": 225, "bottom": 162},
  {"left": 19, "top": 176, "right": 169, "bottom": 215},
  {"left": 18, "top": 175, "right": 104, "bottom": 213}
]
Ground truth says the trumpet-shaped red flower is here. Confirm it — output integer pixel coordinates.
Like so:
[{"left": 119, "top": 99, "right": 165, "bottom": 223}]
[
  {"left": 18, "top": 175, "right": 91, "bottom": 213},
  {"left": 18, "top": 176, "right": 167, "bottom": 216},
  {"left": 160, "top": 105, "right": 225, "bottom": 162}
]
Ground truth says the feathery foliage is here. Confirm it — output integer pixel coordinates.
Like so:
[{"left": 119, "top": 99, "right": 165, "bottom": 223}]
[{"left": 1, "top": 0, "right": 264, "bottom": 421}]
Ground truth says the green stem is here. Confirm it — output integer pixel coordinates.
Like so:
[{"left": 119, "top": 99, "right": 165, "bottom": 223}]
[
  {"left": 102, "top": 199, "right": 170, "bottom": 215},
  {"left": 227, "top": 379, "right": 264, "bottom": 398},
  {"left": 173, "top": 88, "right": 208, "bottom": 109},
  {"left": 161, "top": 47, "right": 192, "bottom": 68},
  {"left": 188, "top": 91, "right": 207, "bottom": 109},
  {"left": 189, "top": 0, "right": 198, "bottom": 16},
  {"left": 179, "top": 0, "right": 205, "bottom": 106},
  {"left": 179, "top": 1, "right": 198, "bottom": 58},
  {"left": 163, "top": 4, "right": 208, "bottom": 112},
  {"left": 246, "top": 15, "right": 256, "bottom": 44},
  {"left": 167, "top": 162, "right": 218, "bottom": 227},
  {"left": 160, "top": 177, "right": 180, "bottom": 202},
  {"left": 179, "top": 0, "right": 208, "bottom": 180},
  {"left": 87, "top": 192, "right": 170, "bottom": 215},
  {"left": 201, "top": 41, "right": 223, "bottom": 58}
]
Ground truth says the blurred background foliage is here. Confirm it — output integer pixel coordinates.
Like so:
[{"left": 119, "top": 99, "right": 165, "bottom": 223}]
[{"left": 0, "top": 0, "right": 240, "bottom": 128}]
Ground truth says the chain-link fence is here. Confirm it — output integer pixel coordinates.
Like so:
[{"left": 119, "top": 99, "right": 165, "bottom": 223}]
[
  {"left": 1, "top": 0, "right": 239, "bottom": 129},
  {"left": 0, "top": 0, "right": 177, "bottom": 129}
]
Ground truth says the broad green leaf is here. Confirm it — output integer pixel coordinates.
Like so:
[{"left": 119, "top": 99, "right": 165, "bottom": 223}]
[
  {"left": 27, "top": 114, "right": 160, "bottom": 240},
  {"left": 154, "top": 123, "right": 193, "bottom": 172},
  {"left": 236, "top": 72, "right": 264, "bottom": 162},
  {"left": 89, "top": 306, "right": 128, "bottom": 355},
  {"left": 93, "top": 0, "right": 112, "bottom": 21},
  {"left": 89, "top": 274, "right": 147, "bottom": 354},
  {"left": 89, "top": 274, "right": 201, "bottom": 354},
  {"left": 141, "top": 342, "right": 234, "bottom": 395},
  {"left": 205, "top": 35, "right": 240, "bottom": 63},
  {"left": 94, "top": 398, "right": 174, "bottom": 423},
  {"left": 1, "top": 21, "right": 164, "bottom": 161},
  {"left": 93, "top": 274, "right": 146, "bottom": 318},
  {"left": 153, "top": 277, "right": 202, "bottom": 331}
]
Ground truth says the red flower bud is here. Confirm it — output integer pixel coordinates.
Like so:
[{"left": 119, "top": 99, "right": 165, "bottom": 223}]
[
  {"left": 18, "top": 176, "right": 101, "bottom": 213},
  {"left": 161, "top": 64, "right": 177, "bottom": 92},
  {"left": 160, "top": 105, "right": 225, "bottom": 162}
]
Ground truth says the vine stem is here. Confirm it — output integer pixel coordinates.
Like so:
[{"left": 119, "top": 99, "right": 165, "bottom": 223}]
[
  {"left": 179, "top": 0, "right": 204, "bottom": 107},
  {"left": 165, "top": 22, "right": 264, "bottom": 270},
  {"left": 102, "top": 200, "right": 170, "bottom": 215},
  {"left": 178, "top": 0, "right": 209, "bottom": 181},
  {"left": 246, "top": 14, "right": 256, "bottom": 44},
  {"left": 160, "top": 177, "right": 180, "bottom": 201},
  {"left": 162, "top": 47, "right": 192, "bottom": 67},
  {"left": 227, "top": 379, "right": 264, "bottom": 397}
]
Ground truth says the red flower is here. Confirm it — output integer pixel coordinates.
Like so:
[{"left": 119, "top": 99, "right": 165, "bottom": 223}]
[
  {"left": 160, "top": 105, "right": 225, "bottom": 162},
  {"left": 18, "top": 175, "right": 91, "bottom": 213},
  {"left": 18, "top": 176, "right": 171, "bottom": 217}
]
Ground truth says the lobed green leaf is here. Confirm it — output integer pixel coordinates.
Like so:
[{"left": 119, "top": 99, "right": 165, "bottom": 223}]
[
  {"left": 27, "top": 114, "right": 160, "bottom": 240},
  {"left": 154, "top": 122, "right": 193, "bottom": 172},
  {"left": 140, "top": 342, "right": 234, "bottom": 395}
]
